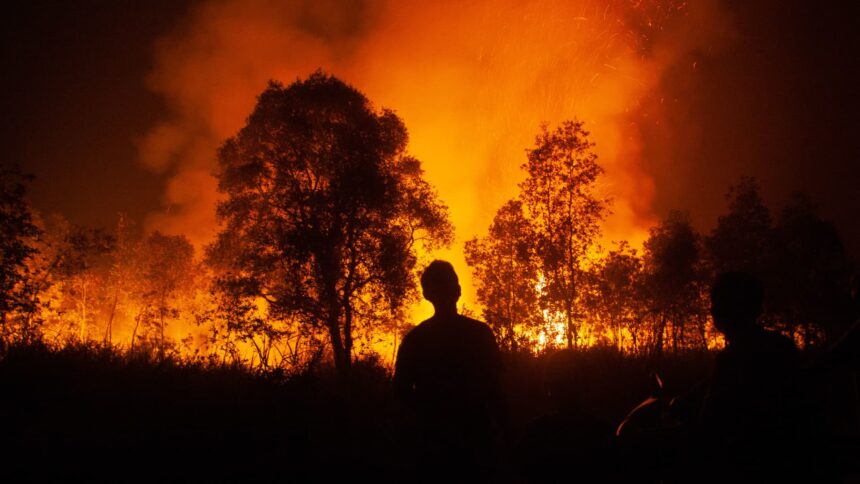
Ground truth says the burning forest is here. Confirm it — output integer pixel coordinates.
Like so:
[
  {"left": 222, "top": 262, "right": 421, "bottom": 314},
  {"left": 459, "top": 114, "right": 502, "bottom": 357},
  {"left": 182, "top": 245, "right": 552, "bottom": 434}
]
[{"left": 1, "top": 73, "right": 854, "bottom": 370}]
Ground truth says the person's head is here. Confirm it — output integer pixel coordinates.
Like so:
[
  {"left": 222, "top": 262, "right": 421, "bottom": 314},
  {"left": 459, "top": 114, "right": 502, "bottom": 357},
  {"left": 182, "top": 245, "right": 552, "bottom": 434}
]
[
  {"left": 420, "top": 260, "right": 461, "bottom": 310},
  {"left": 710, "top": 271, "right": 764, "bottom": 340}
]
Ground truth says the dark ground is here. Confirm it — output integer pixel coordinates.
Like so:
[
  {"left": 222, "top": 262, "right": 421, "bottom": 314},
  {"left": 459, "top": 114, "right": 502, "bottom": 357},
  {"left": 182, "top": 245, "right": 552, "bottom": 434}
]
[{"left": 0, "top": 343, "right": 719, "bottom": 482}]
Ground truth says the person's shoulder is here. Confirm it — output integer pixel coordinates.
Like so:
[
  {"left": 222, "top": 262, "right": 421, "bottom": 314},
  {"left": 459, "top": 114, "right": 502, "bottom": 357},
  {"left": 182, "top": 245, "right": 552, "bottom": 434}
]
[
  {"left": 459, "top": 315, "right": 494, "bottom": 334},
  {"left": 759, "top": 328, "right": 797, "bottom": 353},
  {"left": 400, "top": 318, "right": 433, "bottom": 345},
  {"left": 459, "top": 315, "right": 499, "bottom": 345},
  {"left": 752, "top": 329, "right": 798, "bottom": 368},
  {"left": 406, "top": 317, "right": 435, "bottom": 335},
  {"left": 458, "top": 314, "right": 485, "bottom": 326}
]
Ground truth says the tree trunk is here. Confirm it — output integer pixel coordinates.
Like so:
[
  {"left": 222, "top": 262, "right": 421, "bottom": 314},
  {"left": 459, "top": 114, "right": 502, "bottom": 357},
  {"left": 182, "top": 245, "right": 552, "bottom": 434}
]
[
  {"left": 611, "top": 316, "right": 620, "bottom": 351},
  {"left": 565, "top": 299, "right": 577, "bottom": 349},
  {"left": 671, "top": 319, "right": 679, "bottom": 354},
  {"left": 159, "top": 293, "right": 165, "bottom": 362},
  {"left": 343, "top": 301, "right": 353, "bottom": 370},
  {"left": 0, "top": 312, "right": 7, "bottom": 348},
  {"left": 130, "top": 312, "right": 142, "bottom": 353},
  {"left": 631, "top": 328, "right": 639, "bottom": 355},
  {"left": 327, "top": 313, "right": 348, "bottom": 376},
  {"left": 566, "top": 318, "right": 573, "bottom": 349},
  {"left": 654, "top": 313, "right": 667, "bottom": 356},
  {"left": 104, "top": 290, "right": 118, "bottom": 344},
  {"left": 79, "top": 284, "right": 87, "bottom": 342}
]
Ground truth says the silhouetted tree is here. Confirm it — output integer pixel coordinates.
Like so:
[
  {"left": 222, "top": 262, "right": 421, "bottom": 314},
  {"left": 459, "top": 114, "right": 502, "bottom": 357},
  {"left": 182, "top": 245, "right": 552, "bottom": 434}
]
[
  {"left": 706, "top": 177, "right": 772, "bottom": 276},
  {"left": 208, "top": 72, "right": 452, "bottom": 374},
  {"left": 584, "top": 241, "right": 644, "bottom": 351},
  {"left": 465, "top": 200, "right": 541, "bottom": 352},
  {"left": 641, "top": 211, "right": 708, "bottom": 354},
  {"left": 0, "top": 165, "right": 40, "bottom": 343},
  {"left": 43, "top": 219, "right": 114, "bottom": 344},
  {"left": 518, "top": 121, "right": 608, "bottom": 348},
  {"left": 131, "top": 232, "right": 195, "bottom": 360},
  {"left": 768, "top": 195, "right": 854, "bottom": 346},
  {"left": 16, "top": 214, "right": 113, "bottom": 345},
  {"left": 102, "top": 214, "right": 138, "bottom": 344}
]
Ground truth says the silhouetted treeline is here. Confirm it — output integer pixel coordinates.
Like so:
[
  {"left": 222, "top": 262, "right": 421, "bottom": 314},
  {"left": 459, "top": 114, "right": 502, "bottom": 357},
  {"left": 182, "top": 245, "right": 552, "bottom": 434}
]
[
  {"left": 4, "top": 175, "right": 852, "bottom": 369},
  {"left": 468, "top": 174, "right": 856, "bottom": 354},
  {"left": 1, "top": 71, "right": 856, "bottom": 372}
]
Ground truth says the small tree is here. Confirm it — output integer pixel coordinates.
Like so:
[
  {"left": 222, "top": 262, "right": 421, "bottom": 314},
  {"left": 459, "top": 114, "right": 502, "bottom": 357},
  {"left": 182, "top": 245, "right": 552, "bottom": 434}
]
[
  {"left": 49, "top": 222, "right": 114, "bottom": 344},
  {"left": 208, "top": 72, "right": 452, "bottom": 374},
  {"left": 641, "top": 211, "right": 707, "bottom": 354},
  {"left": 518, "top": 121, "right": 608, "bottom": 348},
  {"left": 131, "top": 232, "right": 195, "bottom": 360},
  {"left": 12, "top": 213, "right": 113, "bottom": 345},
  {"left": 464, "top": 200, "right": 541, "bottom": 352},
  {"left": 102, "top": 214, "right": 139, "bottom": 344},
  {"left": 584, "top": 241, "right": 643, "bottom": 352}
]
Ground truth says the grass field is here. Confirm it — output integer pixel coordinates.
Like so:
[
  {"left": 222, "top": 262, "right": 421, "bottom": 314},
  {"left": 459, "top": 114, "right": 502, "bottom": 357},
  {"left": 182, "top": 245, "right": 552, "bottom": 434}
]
[{"left": 0, "top": 342, "right": 739, "bottom": 481}]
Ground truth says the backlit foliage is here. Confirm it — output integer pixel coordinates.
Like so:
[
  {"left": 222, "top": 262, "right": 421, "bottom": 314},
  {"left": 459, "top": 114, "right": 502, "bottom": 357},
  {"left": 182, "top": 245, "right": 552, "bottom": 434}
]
[{"left": 1, "top": 75, "right": 854, "bottom": 367}]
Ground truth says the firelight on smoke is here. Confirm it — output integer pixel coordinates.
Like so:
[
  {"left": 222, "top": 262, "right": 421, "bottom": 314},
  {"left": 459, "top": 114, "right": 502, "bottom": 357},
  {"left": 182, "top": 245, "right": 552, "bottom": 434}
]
[{"left": 139, "top": 0, "right": 732, "bottom": 330}]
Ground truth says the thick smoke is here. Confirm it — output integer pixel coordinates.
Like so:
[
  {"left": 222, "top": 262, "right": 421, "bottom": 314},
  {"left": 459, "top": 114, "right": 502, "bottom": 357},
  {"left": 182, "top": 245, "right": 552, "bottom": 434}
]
[{"left": 139, "top": 0, "right": 735, "bottom": 310}]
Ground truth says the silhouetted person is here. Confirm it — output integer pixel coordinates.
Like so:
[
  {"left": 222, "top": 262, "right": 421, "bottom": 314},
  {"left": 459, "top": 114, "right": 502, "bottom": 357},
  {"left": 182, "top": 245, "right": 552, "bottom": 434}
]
[
  {"left": 700, "top": 271, "right": 801, "bottom": 480},
  {"left": 394, "top": 260, "right": 503, "bottom": 480},
  {"left": 815, "top": 275, "right": 860, "bottom": 478},
  {"left": 517, "top": 349, "right": 615, "bottom": 483},
  {"left": 829, "top": 275, "right": 860, "bottom": 370}
]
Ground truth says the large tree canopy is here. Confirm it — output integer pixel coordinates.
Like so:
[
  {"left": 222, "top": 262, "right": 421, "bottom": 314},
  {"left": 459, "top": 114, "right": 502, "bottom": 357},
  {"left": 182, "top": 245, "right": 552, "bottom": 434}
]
[
  {"left": 706, "top": 177, "right": 772, "bottom": 276},
  {"left": 208, "top": 72, "right": 452, "bottom": 372}
]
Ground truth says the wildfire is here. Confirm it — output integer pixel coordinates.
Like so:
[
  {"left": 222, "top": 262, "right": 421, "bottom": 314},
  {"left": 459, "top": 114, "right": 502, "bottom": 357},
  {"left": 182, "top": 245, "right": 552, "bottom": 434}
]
[
  {"left": 15, "top": 0, "right": 737, "bottom": 365},
  {"left": 138, "top": 0, "right": 721, "bottom": 283}
]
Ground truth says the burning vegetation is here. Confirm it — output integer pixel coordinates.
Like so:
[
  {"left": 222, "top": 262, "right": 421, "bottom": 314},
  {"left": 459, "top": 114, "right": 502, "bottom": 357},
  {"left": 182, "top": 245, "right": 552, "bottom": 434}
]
[{"left": 0, "top": 72, "right": 854, "bottom": 375}]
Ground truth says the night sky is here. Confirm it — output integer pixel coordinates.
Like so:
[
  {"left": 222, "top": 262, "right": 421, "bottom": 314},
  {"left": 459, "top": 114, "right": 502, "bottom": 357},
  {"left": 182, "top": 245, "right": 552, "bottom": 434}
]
[{"left": 2, "top": 0, "right": 858, "bottom": 255}]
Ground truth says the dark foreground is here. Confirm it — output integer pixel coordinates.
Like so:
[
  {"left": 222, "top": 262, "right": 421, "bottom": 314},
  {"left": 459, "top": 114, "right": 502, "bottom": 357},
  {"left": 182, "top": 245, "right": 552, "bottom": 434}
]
[{"left": 2, "top": 343, "right": 858, "bottom": 482}]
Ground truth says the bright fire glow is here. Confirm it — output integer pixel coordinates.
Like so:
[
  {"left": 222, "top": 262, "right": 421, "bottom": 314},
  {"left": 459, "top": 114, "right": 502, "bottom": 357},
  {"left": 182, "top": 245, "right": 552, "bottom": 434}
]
[{"left": 30, "top": 0, "right": 735, "bottom": 364}]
